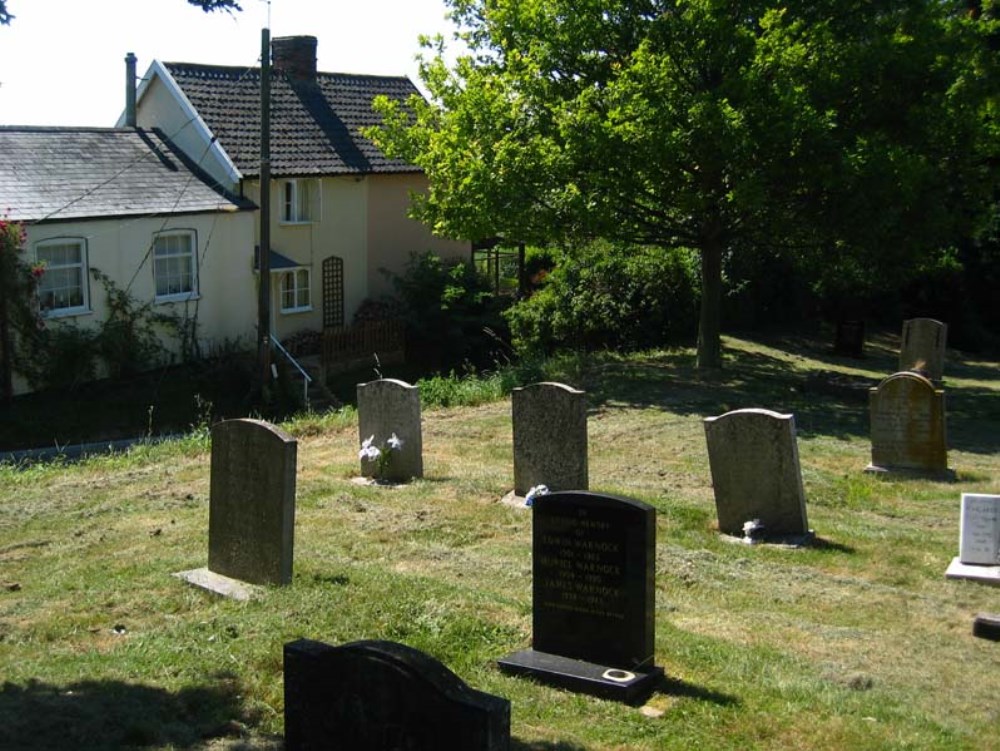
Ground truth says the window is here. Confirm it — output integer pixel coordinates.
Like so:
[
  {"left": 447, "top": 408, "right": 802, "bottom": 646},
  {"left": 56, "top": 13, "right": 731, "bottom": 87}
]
[
  {"left": 36, "top": 238, "right": 88, "bottom": 316},
  {"left": 281, "top": 179, "right": 317, "bottom": 223},
  {"left": 153, "top": 230, "right": 197, "bottom": 301},
  {"left": 280, "top": 268, "right": 311, "bottom": 313}
]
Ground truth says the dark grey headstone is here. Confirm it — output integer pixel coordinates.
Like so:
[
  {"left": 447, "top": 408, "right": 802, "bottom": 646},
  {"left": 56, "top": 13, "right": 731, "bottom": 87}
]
[
  {"left": 498, "top": 491, "right": 663, "bottom": 704},
  {"left": 284, "top": 639, "right": 510, "bottom": 751},
  {"left": 207, "top": 419, "right": 297, "bottom": 585},
  {"left": 833, "top": 320, "right": 865, "bottom": 358},
  {"left": 899, "top": 317, "right": 947, "bottom": 382}
]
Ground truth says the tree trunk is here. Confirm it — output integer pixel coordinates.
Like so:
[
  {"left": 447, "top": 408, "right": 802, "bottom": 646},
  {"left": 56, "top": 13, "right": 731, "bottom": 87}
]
[{"left": 696, "top": 234, "right": 723, "bottom": 369}]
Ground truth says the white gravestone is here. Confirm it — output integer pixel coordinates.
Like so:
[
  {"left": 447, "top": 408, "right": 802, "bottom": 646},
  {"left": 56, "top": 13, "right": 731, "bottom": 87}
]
[
  {"left": 960, "top": 494, "right": 1000, "bottom": 565},
  {"left": 946, "top": 494, "right": 1000, "bottom": 587}
]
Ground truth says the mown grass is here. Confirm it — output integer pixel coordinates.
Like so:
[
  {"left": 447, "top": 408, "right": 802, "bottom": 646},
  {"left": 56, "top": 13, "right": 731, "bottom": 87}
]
[{"left": 1, "top": 332, "right": 998, "bottom": 750}]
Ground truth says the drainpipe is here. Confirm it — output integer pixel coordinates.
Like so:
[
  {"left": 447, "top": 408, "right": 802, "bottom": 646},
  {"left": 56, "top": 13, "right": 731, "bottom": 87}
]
[{"left": 125, "top": 52, "right": 137, "bottom": 127}]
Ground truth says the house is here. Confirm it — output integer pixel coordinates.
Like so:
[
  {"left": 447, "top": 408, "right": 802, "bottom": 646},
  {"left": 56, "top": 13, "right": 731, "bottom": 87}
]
[
  {"left": 0, "top": 126, "right": 257, "bottom": 397},
  {"left": 124, "top": 35, "right": 468, "bottom": 345}
]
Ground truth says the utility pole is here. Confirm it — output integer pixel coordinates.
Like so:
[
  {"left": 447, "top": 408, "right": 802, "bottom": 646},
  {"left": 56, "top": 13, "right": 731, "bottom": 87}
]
[{"left": 257, "top": 27, "right": 272, "bottom": 397}]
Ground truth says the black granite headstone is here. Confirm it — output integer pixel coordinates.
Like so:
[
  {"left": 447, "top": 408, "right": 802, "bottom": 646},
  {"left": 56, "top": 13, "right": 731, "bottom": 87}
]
[
  {"left": 284, "top": 639, "right": 511, "bottom": 751},
  {"left": 973, "top": 613, "right": 1000, "bottom": 642},
  {"left": 498, "top": 491, "right": 663, "bottom": 704}
]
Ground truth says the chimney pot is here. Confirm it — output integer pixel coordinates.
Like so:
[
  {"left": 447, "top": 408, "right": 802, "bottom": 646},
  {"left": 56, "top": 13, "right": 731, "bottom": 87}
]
[{"left": 125, "top": 52, "right": 137, "bottom": 127}]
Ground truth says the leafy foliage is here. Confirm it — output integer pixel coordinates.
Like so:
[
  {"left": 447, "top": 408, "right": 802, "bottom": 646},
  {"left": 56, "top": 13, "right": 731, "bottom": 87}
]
[
  {"left": 505, "top": 240, "right": 700, "bottom": 355},
  {"left": 371, "top": 1, "right": 1000, "bottom": 367},
  {"left": 0, "top": 0, "right": 241, "bottom": 25},
  {"left": 386, "top": 251, "right": 509, "bottom": 371}
]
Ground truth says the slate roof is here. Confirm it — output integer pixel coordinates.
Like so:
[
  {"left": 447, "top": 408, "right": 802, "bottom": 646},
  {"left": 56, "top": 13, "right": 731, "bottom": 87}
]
[
  {"left": 0, "top": 127, "right": 255, "bottom": 223},
  {"left": 162, "top": 62, "right": 421, "bottom": 178}
]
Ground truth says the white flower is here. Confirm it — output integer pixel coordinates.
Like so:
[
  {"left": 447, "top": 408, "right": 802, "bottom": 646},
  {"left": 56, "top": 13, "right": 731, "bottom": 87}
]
[
  {"left": 386, "top": 432, "right": 403, "bottom": 451},
  {"left": 359, "top": 435, "right": 381, "bottom": 461},
  {"left": 524, "top": 484, "right": 550, "bottom": 507}
]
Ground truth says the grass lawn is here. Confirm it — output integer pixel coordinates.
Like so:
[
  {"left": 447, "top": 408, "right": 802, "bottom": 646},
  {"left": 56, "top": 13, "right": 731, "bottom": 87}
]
[{"left": 1, "top": 331, "right": 998, "bottom": 750}]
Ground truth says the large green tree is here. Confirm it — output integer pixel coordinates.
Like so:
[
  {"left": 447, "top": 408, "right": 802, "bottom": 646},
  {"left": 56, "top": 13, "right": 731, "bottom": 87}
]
[
  {"left": 0, "top": 0, "right": 240, "bottom": 25},
  {"left": 372, "top": 1, "right": 999, "bottom": 367}
]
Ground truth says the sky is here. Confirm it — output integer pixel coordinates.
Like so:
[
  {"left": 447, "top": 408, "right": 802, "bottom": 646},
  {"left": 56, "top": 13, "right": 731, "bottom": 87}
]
[{"left": 0, "top": 0, "right": 464, "bottom": 127}]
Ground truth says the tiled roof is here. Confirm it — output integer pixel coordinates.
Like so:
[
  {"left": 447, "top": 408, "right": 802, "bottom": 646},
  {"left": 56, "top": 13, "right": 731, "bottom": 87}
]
[
  {"left": 0, "top": 127, "right": 254, "bottom": 223},
  {"left": 163, "top": 63, "right": 421, "bottom": 178}
]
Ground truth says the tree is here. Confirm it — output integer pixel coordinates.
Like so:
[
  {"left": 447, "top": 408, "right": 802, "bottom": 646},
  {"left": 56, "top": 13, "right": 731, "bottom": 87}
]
[
  {"left": 371, "top": 1, "right": 999, "bottom": 368},
  {"left": 0, "top": 0, "right": 240, "bottom": 25}
]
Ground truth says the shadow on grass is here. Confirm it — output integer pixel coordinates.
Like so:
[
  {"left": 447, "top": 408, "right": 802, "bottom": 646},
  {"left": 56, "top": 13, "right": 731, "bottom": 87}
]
[
  {"left": 512, "top": 741, "right": 590, "bottom": 751},
  {"left": 0, "top": 678, "right": 268, "bottom": 750},
  {"left": 656, "top": 674, "right": 739, "bottom": 706},
  {"left": 582, "top": 337, "right": 1000, "bottom": 455}
]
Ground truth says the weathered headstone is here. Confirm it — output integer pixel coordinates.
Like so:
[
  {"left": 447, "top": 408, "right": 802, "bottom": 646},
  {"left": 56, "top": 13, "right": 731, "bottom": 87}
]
[
  {"left": 833, "top": 319, "right": 865, "bottom": 358},
  {"left": 899, "top": 317, "right": 947, "bottom": 382},
  {"left": 175, "top": 419, "right": 297, "bottom": 598},
  {"left": 498, "top": 491, "right": 663, "bottom": 704},
  {"left": 945, "top": 494, "right": 1000, "bottom": 587},
  {"left": 357, "top": 378, "right": 422, "bottom": 482},
  {"left": 512, "top": 382, "right": 587, "bottom": 497},
  {"left": 866, "top": 372, "right": 951, "bottom": 477},
  {"left": 703, "top": 408, "right": 810, "bottom": 539},
  {"left": 284, "top": 639, "right": 511, "bottom": 750}
]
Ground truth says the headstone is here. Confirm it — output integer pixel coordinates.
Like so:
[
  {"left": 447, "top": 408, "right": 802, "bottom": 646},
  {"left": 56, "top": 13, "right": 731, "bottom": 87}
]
[
  {"left": 497, "top": 491, "right": 663, "bottom": 704},
  {"left": 175, "top": 419, "right": 297, "bottom": 597},
  {"left": 512, "top": 382, "right": 588, "bottom": 497},
  {"left": 866, "top": 372, "right": 951, "bottom": 477},
  {"left": 973, "top": 614, "right": 1000, "bottom": 641},
  {"left": 945, "top": 494, "right": 1000, "bottom": 587},
  {"left": 959, "top": 494, "right": 1000, "bottom": 565},
  {"left": 833, "top": 319, "right": 865, "bottom": 358},
  {"left": 899, "top": 317, "right": 947, "bottom": 382},
  {"left": 703, "top": 408, "right": 810, "bottom": 539},
  {"left": 357, "top": 378, "right": 422, "bottom": 482},
  {"left": 284, "top": 639, "right": 510, "bottom": 751}
]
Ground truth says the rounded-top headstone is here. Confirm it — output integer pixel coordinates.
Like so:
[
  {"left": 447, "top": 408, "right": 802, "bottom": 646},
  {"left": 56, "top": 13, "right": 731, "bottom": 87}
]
[
  {"left": 357, "top": 378, "right": 423, "bottom": 481},
  {"left": 867, "top": 371, "right": 949, "bottom": 475}
]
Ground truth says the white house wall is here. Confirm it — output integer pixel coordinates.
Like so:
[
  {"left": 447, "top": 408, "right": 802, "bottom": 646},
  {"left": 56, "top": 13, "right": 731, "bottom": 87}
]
[
  {"left": 366, "top": 173, "right": 469, "bottom": 300},
  {"left": 135, "top": 73, "right": 239, "bottom": 194},
  {"left": 12, "top": 211, "right": 257, "bottom": 396}
]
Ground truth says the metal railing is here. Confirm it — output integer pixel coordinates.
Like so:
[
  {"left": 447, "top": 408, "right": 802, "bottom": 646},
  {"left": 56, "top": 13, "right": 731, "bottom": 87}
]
[{"left": 272, "top": 336, "right": 312, "bottom": 404}]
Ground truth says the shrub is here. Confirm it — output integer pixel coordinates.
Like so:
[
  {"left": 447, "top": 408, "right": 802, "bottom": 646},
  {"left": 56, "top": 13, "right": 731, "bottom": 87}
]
[
  {"left": 385, "top": 251, "right": 511, "bottom": 371},
  {"left": 505, "top": 240, "right": 700, "bottom": 356}
]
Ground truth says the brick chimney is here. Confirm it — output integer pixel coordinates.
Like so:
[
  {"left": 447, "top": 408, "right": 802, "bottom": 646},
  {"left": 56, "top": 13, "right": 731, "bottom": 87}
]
[{"left": 271, "top": 36, "right": 318, "bottom": 81}]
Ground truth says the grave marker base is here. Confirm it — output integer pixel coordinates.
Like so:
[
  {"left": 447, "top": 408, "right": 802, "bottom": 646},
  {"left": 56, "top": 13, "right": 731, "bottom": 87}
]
[
  {"left": 497, "top": 649, "right": 663, "bottom": 705},
  {"left": 973, "top": 614, "right": 1000, "bottom": 641},
  {"left": 173, "top": 568, "right": 262, "bottom": 601},
  {"left": 945, "top": 558, "right": 1000, "bottom": 587}
]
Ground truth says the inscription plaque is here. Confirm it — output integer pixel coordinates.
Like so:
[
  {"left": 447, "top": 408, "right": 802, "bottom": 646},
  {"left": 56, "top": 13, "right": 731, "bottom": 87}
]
[
  {"left": 284, "top": 639, "right": 510, "bottom": 751},
  {"left": 959, "top": 494, "right": 1000, "bottom": 565},
  {"left": 498, "top": 491, "right": 663, "bottom": 704}
]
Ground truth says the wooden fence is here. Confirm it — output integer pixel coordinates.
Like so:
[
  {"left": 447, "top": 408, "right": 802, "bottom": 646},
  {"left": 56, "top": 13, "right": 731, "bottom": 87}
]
[{"left": 321, "top": 320, "right": 405, "bottom": 374}]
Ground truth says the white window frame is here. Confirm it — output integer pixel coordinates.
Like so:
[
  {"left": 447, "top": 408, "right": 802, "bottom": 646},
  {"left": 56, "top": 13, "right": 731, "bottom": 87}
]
[
  {"left": 153, "top": 229, "right": 198, "bottom": 303},
  {"left": 280, "top": 179, "right": 319, "bottom": 224},
  {"left": 279, "top": 267, "right": 312, "bottom": 314},
  {"left": 35, "top": 237, "right": 90, "bottom": 317}
]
